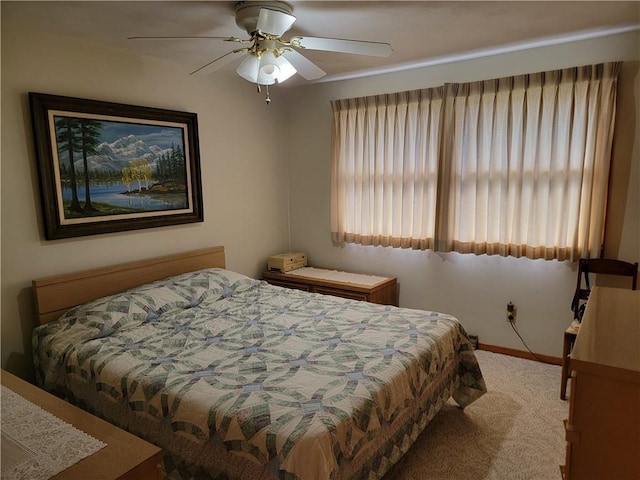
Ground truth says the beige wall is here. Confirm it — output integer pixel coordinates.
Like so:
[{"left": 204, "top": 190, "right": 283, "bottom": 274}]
[
  {"left": 286, "top": 30, "right": 640, "bottom": 358},
  {"left": 1, "top": 5, "right": 291, "bottom": 378}
]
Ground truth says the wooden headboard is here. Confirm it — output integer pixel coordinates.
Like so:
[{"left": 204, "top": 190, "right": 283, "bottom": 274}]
[{"left": 32, "top": 246, "right": 225, "bottom": 325}]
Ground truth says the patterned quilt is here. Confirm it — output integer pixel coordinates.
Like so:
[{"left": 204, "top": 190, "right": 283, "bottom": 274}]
[{"left": 33, "top": 268, "right": 486, "bottom": 480}]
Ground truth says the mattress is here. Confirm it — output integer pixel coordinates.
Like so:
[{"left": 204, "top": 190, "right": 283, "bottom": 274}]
[{"left": 33, "top": 268, "right": 486, "bottom": 480}]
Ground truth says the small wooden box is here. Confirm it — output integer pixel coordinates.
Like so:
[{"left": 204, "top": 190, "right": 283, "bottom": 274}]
[{"left": 267, "top": 252, "right": 308, "bottom": 272}]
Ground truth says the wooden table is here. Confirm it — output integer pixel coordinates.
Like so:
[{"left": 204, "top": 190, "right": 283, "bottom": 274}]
[
  {"left": 561, "top": 287, "right": 640, "bottom": 480},
  {"left": 1, "top": 370, "right": 163, "bottom": 480},
  {"left": 263, "top": 267, "right": 398, "bottom": 306}
]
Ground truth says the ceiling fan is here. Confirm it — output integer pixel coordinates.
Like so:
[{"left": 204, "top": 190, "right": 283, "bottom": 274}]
[{"left": 129, "top": 1, "right": 393, "bottom": 103}]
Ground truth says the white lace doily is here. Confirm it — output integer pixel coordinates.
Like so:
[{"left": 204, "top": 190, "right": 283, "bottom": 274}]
[{"left": 1, "top": 385, "right": 106, "bottom": 480}]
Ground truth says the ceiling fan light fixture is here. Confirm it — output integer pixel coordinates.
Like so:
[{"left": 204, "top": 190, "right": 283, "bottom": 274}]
[{"left": 237, "top": 49, "right": 297, "bottom": 85}]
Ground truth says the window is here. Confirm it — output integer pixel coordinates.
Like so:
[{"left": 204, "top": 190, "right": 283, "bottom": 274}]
[
  {"left": 331, "top": 89, "right": 443, "bottom": 250},
  {"left": 331, "top": 63, "right": 620, "bottom": 261}
]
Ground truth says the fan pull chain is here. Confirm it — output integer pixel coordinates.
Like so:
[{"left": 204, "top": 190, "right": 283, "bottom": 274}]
[{"left": 256, "top": 84, "right": 271, "bottom": 105}]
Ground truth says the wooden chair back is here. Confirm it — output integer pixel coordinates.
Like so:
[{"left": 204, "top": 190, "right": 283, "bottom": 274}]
[{"left": 571, "top": 258, "right": 638, "bottom": 320}]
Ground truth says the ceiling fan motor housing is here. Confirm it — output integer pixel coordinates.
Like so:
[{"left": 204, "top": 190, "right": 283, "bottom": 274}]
[{"left": 235, "top": 1, "right": 294, "bottom": 34}]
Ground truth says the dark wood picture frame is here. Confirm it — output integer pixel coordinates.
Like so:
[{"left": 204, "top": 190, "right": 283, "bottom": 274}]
[{"left": 29, "top": 92, "right": 204, "bottom": 240}]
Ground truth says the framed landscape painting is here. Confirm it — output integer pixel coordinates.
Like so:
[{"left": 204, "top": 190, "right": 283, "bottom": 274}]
[{"left": 29, "top": 93, "right": 204, "bottom": 240}]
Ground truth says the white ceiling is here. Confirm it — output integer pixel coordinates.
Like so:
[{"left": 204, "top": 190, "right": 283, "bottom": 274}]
[{"left": 8, "top": 1, "right": 640, "bottom": 86}]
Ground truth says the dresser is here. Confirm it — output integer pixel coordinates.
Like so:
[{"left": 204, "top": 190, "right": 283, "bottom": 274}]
[
  {"left": 1, "top": 370, "right": 163, "bottom": 480},
  {"left": 561, "top": 287, "right": 640, "bottom": 480},
  {"left": 263, "top": 267, "right": 398, "bottom": 306}
]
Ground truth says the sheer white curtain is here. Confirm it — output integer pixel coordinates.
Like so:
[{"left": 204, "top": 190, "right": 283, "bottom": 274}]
[
  {"left": 331, "top": 88, "right": 444, "bottom": 249},
  {"left": 331, "top": 63, "right": 620, "bottom": 261},
  {"left": 438, "top": 63, "right": 620, "bottom": 260}
]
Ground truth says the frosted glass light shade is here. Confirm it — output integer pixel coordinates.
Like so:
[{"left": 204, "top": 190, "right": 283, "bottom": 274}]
[
  {"left": 236, "top": 55, "right": 260, "bottom": 83},
  {"left": 274, "top": 56, "right": 296, "bottom": 83},
  {"left": 257, "top": 51, "right": 280, "bottom": 85}
]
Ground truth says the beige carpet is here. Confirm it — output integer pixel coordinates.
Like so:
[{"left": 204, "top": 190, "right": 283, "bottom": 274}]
[{"left": 385, "top": 350, "right": 568, "bottom": 480}]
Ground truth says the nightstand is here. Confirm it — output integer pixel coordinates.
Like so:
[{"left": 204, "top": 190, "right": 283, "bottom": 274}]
[
  {"left": 1, "top": 370, "right": 163, "bottom": 480},
  {"left": 263, "top": 266, "right": 398, "bottom": 306}
]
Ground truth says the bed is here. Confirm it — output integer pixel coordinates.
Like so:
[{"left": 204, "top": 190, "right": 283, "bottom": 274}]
[{"left": 32, "top": 246, "right": 486, "bottom": 480}]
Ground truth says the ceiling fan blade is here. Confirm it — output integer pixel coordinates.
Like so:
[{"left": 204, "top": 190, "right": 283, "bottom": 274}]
[
  {"left": 128, "top": 36, "right": 239, "bottom": 41},
  {"left": 281, "top": 50, "right": 325, "bottom": 81},
  {"left": 190, "top": 49, "right": 247, "bottom": 76},
  {"left": 291, "top": 36, "right": 393, "bottom": 57},
  {"left": 256, "top": 8, "right": 296, "bottom": 36}
]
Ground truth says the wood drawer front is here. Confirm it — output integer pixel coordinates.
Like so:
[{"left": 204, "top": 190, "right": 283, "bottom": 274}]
[
  {"left": 266, "top": 279, "right": 311, "bottom": 292},
  {"left": 312, "top": 286, "right": 369, "bottom": 302}
]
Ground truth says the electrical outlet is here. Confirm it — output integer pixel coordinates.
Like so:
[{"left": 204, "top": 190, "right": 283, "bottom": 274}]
[{"left": 507, "top": 302, "right": 517, "bottom": 323}]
